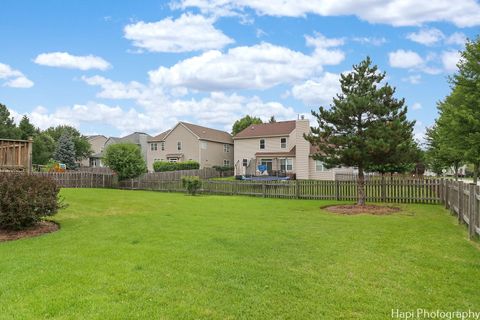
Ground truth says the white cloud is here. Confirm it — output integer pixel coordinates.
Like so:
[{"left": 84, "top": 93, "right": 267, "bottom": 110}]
[
  {"left": 445, "top": 32, "right": 467, "bottom": 46},
  {"left": 402, "top": 74, "right": 422, "bottom": 84},
  {"left": 81, "top": 76, "right": 147, "bottom": 99},
  {"left": 291, "top": 72, "right": 340, "bottom": 106},
  {"left": 124, "top": 13, "right": 234, "bottom": 53},
  {"left": 305, "top": 32, "right": 346, "bottom": 65},
  {"left": 441, "top": 50, "right": 461, "bottom": 73},
  {"left": 411, "top": 102, "right": 422, "bottom": 110},
  {"left": 406, "top": 28, "right": 445, "bottom": 46},
  {"left": 388, "top": 50, "right": 424, "bottom": 68},
  {"left": 34, "top": 52, "right": 111, "bottom": 70},
  {"left": 173, "top": 0, "right": 480, "bottom": 27},
  {"left": 148, "top": 42, "right": 327, "bottom": 91},
  {"left": 352, "top": 37, "right": 387, "bottom": 46},
  {"left": 0, "top": 62, "right": 34, "bottom": 88}
]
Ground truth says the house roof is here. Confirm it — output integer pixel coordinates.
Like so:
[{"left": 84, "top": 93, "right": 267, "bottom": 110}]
[
  {"left": 255, "top": 146, "right": 296, "bottom": 158},
  {"left": 148, "top": 130, "right": 171, "bottom": 142},
  {"left": 234, "top": 120, "right": 296, "bottom": 139},
  {"left": 149, "top": 122, "right": 233, "bottom": 144}
]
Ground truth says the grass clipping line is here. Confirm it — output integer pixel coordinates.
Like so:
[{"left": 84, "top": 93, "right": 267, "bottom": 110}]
[{"left": 323, "top": 204, "right": 401, "bottom": 215}]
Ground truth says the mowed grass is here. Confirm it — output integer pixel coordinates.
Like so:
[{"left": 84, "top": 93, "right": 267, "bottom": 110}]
[{"left": 1, "top": 189, "right": 479, "bottom": 319}]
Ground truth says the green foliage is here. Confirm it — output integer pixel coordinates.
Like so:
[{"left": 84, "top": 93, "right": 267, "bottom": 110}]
[
  {"left": 0, "top": 103, "right": 20, "bottom": 139},
  {"left": 32, "top": 132, "right": 56, "bottom": 165},
  {"left": 212, "top": 165, "right": 234, "bottom": 172},
  {"left": 0, "top": 173, "right": 62, "bottom": 230},
  {"left": 181, "top": 176, "right": 202, "bottom": 195},
  {"left": 153, "top": 160, "right": 200, "bottom": 172},
  {"left": 103, "top": 143, "right": 147, "bottom": 180},
  {"left": 53, "top": 133, "right": 77, "bottom": 169},
  {"left": 45, "top": 125, "right": 92, "bottom": 161},
  {"left": 231, "top": 115, "right": 263, "bottom": 135},
  {"left": 18, "top": 115, "right": 38, "bottom": 140},
  {"left": 306, "top": 57, "right": 416, "bottom": 204}
]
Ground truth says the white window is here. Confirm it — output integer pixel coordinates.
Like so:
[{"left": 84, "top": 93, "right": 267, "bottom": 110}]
[
  {"left": 150, "top": 143, "right": 158, "bottom": 151},
  {"left": 201, "top": 141, "right": 208, "bottom": 149},
  {"left": 177, "top": 141, "right": 182, "bottom": 151},
  {"left": 280, "top": 138, "right": 287, "bottom": 149},
  {"left": 242, "top": 159, "right": 248, "bottom": 166},
  {"left": 169, "top": 158, "right": 178, "bottom": 163},
  {"left": 315, "top": 160, "right": 325, "bottom": 172},
  {"left": 280, "top": 158, "right": 293, "bottom": 171},
  {"left": 223, "top": 144, "right": 230, "bottom": 153},
  {"left": 160, "top": 142, "right": 165, "bottom": 151},
  {"left": 223, "top": 159, "right": 230, "bottom": 166},
  {"left": 259, "top": 139, "right": 265, "bottom": 149}
]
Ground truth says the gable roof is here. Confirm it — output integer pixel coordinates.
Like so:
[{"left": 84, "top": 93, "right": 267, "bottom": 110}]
[
  {"left": 149, "top": 122, "right": 233, "bottom": 144},
  {"left": 148, "top": 130, "right": 171, "bottom": 142},
  {"left": 181, "top": 122, "right": 233, "bottom": 144},
  {"left": 234, "top": 120, "right": 296, "bottom": 139}
]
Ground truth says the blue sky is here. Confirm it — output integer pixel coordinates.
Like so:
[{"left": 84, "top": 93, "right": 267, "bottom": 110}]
[{"left": 0, "top": 0, "right": 479, "bottom": 140}]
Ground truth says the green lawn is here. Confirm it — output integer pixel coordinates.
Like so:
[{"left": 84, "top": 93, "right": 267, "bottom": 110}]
[{"left": 1, "top": 189, "right": 479, "bottom": 319}]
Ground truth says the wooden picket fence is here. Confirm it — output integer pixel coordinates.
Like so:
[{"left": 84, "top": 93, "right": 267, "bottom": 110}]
[
  {"left": 442, "top": 180, "right": 480, "bottom": 239},
  {"left": 33, "top": 172, "right": 116, "bottom": 188},
  {"left": 118, "top": 177, "right": 442, "bottom": 203}
]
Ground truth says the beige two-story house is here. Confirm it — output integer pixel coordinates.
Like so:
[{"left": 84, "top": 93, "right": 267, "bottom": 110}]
[
  {"left": 147, "top": 122, "right": 234, "bottom": 172},
  {"left": 233, "top": 118, "right": 355, "bottom": 180},
  {"left": 80, "top": 135, "right": 107, "bottom": 167}
]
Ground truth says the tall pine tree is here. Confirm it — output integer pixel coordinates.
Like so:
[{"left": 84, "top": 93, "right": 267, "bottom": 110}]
[
  {"left": 306, "top": 57, "right": 415, "bottom": 205},
  {"left": 53, "top": 133, "right": 77, "bottom": 169}
]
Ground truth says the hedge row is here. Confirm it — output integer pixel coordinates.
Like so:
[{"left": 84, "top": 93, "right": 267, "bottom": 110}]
[{"left": 153, "top": 160, "right": 200, "bottom": 172}]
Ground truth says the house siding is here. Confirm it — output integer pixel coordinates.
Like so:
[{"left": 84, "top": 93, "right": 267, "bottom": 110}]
[{"left": 81, "top": 136, "right": 107, "bottom": 167}]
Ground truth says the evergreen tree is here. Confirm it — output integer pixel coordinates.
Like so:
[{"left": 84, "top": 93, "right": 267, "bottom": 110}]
[
  {"left": 306, "top": 57, "right": 415, "bottom": 205},
  {"left": 0, "top": 103, "right": 20, "bottom": 139},
  {"left": 45, "top": 125, "right": 92, "bottom": 161},
  {"left": 231, "top": 115, "right": 263, "bottom": 135},
  {"left": 18, "top": 115, "right": 38, "bottom": 140},
  {"left": 53, "top": 133, "right": 77, "bottom": 169}
]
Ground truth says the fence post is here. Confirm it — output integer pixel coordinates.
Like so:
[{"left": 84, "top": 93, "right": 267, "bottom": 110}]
[
  {"left": 445, "top": 180, "right": 450, "bottom": 209},
  {"left": 458, "top": 181, "right": 463, "bottom": 224},
  {"left": 262, "top": 182, "right": 266, "bottom": 198},
  {"left": 296, "top": 179, "right": 300, "bottom": 199},
  {"left": 335, "top": 180, "right": 340, "bottom": 201},
  {"left": 381, "top": 175, "right": 386, "bottom": 202},
  {"left": 469, "top": 184, "right": 476, "bottom": 239}
]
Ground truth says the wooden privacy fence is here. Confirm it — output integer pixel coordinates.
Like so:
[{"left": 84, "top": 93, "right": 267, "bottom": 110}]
[
  {"left": 442, "top": 180, "right": 480, "bottom": 239},
  {"left": 119, "top": 178, "right": 442, "bottom": 203},
  {"left": 0, "top": 138, "right": 33, "bottom": 172},
  {"left": 129, "top": 168, "right": 225, "bottom": 181},
  {"left": 33, "top": 172, "right": 116, "bottom": 188}
]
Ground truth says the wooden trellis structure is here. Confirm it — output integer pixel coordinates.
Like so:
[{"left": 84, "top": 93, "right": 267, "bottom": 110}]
[{"left": 0, "top": 138, "right": 33, "bottom": 172}]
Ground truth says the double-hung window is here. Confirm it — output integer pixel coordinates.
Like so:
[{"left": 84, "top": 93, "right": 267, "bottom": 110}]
[
  {"left": 280, "top": 138, "right": 287, "bottom": 149},
  {"left": 150, "top": 143, "right": 158, "bottom": 151},
  {"left": 259, "top": 139, "right": 265, "bottom": 149}
]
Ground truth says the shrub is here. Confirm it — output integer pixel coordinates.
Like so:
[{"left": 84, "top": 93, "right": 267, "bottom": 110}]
[
  {"left": 181, "top": 176, "right": 202, "bottom": 195},
  {"left": 0, "top": 173, "right": 63, "bottom": 230},
  {"left": 153, "top": 160, "right": 200, "bottom": 172},
  {"left": 103, "top": 143, "right": 147, "bottom": 180}
]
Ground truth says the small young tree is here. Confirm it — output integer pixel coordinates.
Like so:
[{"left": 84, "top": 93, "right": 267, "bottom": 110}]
[
  {"left": 103, "top": 143, "right": 147, "bottom": 180},
  {"left": 306, "top": 57, "right": 415, "bottom": 205},
  {"left": 232, "top": 115, "right": 263, "bottom": 135},
  {"left": 53, "top": 133, "right": 77, "bottom": 169},
  {"left": 182, "top": 176, "right": 202, "bottom": 195},
  {"left": 18, "top": 115, "right": 38, "bottom": 140}
]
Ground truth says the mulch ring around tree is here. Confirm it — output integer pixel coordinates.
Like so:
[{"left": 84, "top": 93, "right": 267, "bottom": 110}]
[
  {"left": 322, "top": 204, "right": 401, "bottom": 215},
  {"left": 0, "top": 221, "right": 59, "bottom": 242}
]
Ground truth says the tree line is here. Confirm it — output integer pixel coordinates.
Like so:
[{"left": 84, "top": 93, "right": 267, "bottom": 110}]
[
  {"left": 0, "top": 103, "right": 91, "bottom": 169},
  {"left": 425, "top": 36, "right": 480, "bottom": 182}
]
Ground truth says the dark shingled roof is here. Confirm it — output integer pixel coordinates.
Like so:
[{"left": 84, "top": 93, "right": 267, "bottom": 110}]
[{"left": 234, "top": 120, "right": 296, "bottom": 139}]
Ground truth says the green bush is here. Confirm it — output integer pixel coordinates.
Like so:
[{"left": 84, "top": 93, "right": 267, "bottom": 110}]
[
  {"left": 181, "top": 176, "right": 202, "bottom": 195},
  {"left": 0, "top": 173, "right": 63, "bottom": 230},
  {"left": 103, "top": 143, "right": 147, "bottom": 180},
  {"left": 153, "top": 160, "right": 200, "bottom": 172}
]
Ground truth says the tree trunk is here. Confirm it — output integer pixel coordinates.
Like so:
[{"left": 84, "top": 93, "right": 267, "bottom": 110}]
[
  {"left": 357, "top": 166, "right": 366, "bottom": 206},
  {"left": 474, "top": 162, "right": 479, "bottom": 185}
]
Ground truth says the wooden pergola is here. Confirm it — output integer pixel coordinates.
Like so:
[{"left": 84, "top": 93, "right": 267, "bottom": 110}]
[{"left": 0, "top": 138, "right": 33, "bottom": 172}]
